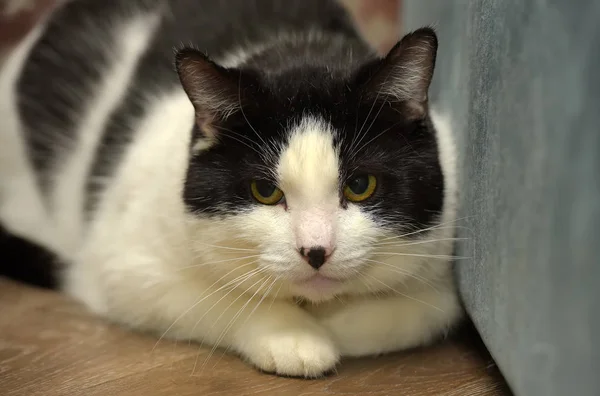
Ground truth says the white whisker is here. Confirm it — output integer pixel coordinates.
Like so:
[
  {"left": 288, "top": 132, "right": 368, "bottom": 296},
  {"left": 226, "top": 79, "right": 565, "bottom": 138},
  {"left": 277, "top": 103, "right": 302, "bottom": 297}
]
[
  {"left": 268, "top": 279, "right": 285, "bottom": 311},
  {"left": 213, "top": 275, "right": 280, "bottom": 367},
  {"left": 152, "top": 261, "right": 261, "bottom": 351},
  {"left": 238, "top": 70, "right": 267, "bottom": 146},
  {"left": 362, "top": 273, "right": 444, "bottom": 312},
  {"left": 377, "top": 216, "right": 473, "bottom": 242},
  {"left": 362, "top": 258, "right": 440, "bottom": 293},
  {"left": 187, "top": 265, "right": 268, "bottom": 342},
  {"left": 350, "top": 269, "right": 383, "bottom": 299},
  {"left": 176, "top": 254, "right": 261, "bottom": 271},
  {"left": 348, "top": 85, "right": 382, "bottom": 157},
  {"left": 214, "top": 126, "right": 263, "bottom": 156},
  {"left": 349, "top": 99, "right": 388, "bottom": 160},
  {"left": 373, "top": 252, "right": 470, "bottom": 260},
  {"left": 373, "top": 237, "right": 468, "bottom": 248},
  {"left": 197, "top": 274, "right": 272, "bottom": 373},
  {"left": 192, "top": 242, "right": 258, "bottom": 252}
]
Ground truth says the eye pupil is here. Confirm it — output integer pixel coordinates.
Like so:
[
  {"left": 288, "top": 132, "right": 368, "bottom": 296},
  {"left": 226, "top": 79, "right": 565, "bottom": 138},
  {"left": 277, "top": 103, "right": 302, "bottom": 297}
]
[
  {"left": 250, "top": 180, "right": 284, "bottom": 205},
  {"left": 348, "top": 176, "right": 369, "bottom": 194},
  {"left": 254, "top": 180, "right": 276, "bottom": 198},
  {"left": 343, "top": 174, "right": 377, "bottom": 203}
]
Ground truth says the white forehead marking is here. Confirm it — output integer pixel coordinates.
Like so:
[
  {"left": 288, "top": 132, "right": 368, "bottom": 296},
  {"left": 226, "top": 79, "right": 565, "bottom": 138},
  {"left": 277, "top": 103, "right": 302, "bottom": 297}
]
[{"left": 277, "top": 117, "right": 339, "bottom": 206}]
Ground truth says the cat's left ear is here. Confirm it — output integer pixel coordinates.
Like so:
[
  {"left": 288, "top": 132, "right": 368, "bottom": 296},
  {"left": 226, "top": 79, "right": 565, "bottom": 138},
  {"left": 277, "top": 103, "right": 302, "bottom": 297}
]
[
  {"left": 360, "top": 27, "right": 438, "bottom": 118},
  {"left": 176, "top": 48, "right": 248, "bottom": 137}
]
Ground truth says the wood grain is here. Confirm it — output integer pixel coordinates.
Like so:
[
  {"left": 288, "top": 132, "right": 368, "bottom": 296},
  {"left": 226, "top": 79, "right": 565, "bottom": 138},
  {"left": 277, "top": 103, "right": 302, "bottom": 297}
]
[{"left": 0, "top": 278, "right": 510, "bottom": 395}]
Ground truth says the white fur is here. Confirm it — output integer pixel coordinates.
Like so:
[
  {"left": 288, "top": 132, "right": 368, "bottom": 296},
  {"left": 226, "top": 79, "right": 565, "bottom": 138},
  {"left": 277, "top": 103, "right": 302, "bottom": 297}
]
[
  {"left": 52, "top": 14, "right": 160, "bottom": 255},
  {"left": 279, "top": 118, "right": 339, "bottom": 253},
  {"left": 0, "top": 9, "right": 461, "bottom": 377},
  {"left": 0, "top": 19, "right": 55, "bottom": 250}
]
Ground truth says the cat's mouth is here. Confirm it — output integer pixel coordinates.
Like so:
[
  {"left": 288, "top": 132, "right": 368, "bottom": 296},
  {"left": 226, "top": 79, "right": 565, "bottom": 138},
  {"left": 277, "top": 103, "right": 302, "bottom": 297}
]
[{"left": 294, "top": 274, "right": 343, "bottom": 290}]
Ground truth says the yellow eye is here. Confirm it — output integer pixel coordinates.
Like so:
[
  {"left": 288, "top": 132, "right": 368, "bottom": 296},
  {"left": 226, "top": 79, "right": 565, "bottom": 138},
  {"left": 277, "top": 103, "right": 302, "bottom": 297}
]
[
  {"left": 250, "top": 180, "right": 284, "bottom": 205},
  {"left": 344, "top": 175, "right": 377, "bottom": 202}
]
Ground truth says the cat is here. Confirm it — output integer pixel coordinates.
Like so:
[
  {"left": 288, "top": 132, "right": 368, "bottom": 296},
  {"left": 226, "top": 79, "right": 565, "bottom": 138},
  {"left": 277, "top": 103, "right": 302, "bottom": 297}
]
[{"left": 0, "top": 0, "right": 462, "bottom": 377}]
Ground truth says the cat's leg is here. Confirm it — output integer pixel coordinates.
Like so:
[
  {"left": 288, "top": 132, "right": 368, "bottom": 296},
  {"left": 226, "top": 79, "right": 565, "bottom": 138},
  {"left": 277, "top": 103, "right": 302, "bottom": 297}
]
[
  {"left": 230, "top": 296, "right": 340, "bottom": 377},
  {"left": 310, "top": 283, "right": 463, "bottom": 357},
  {"left": 66, "top": 248, "right": 339, "bottom": 378}
]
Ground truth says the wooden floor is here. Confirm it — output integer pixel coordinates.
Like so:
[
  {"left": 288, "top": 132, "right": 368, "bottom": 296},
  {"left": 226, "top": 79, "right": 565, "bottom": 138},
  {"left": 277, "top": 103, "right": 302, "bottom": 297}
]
[{"left": 0, "top": 278, "right": 510, "bottom": 396}]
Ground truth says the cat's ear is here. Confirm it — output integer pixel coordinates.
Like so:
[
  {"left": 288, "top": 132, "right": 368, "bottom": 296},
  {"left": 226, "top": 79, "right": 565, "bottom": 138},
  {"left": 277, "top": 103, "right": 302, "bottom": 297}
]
[
  {"left": 176, "top": 48, "right": 244, "bottom": 137},
  {"left": 361, "top": 27, "right": 438, "bottom": 117}
]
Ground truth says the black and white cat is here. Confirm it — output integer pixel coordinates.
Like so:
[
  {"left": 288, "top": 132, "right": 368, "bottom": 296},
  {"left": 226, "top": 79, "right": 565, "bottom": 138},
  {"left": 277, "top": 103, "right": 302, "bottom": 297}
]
[{"left": 0, "top": 0, "right": 461, "bottom": 377}]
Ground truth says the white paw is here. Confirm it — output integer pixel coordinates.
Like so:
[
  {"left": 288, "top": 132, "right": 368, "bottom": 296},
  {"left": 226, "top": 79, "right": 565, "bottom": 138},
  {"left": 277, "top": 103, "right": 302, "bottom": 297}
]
[{"left": 242, "top": 329, "right": 339, "bottom": 378}]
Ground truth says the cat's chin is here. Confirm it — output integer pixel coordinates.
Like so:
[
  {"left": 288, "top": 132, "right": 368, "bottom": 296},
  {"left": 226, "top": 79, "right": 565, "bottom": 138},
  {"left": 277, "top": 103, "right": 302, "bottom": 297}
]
[{"left": 290, "top": 274, "right": 344, "bottom": 302}]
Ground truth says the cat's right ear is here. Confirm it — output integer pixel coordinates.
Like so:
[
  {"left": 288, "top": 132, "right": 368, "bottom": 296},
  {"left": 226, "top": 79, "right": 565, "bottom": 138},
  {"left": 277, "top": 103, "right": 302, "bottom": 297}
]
[
  {"left": 175, "top": 48, "right": 244, "bottom": 137},
  {"left": 358, "top": 27, "right": 438, "bottom": 119}
]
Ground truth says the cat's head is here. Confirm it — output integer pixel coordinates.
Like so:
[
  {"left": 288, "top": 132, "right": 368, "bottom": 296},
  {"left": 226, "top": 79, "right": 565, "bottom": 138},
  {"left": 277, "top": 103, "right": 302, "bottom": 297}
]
[{"left": 176, "top": 28, "right": 457, "bottom": 302}]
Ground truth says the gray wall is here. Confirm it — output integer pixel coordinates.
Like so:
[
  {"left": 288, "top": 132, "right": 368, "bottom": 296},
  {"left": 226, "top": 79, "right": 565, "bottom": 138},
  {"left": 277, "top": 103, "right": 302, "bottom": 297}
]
[{"left": 402, "top": 1, "right": 600, "bottom": 395}]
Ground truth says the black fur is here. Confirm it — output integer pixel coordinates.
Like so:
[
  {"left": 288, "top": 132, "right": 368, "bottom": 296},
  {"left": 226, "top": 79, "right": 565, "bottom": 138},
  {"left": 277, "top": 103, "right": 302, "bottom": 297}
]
[
  {"left": 180, "top": 29, "right": 444, "bottom": 234},
  {"left": 0, "top": 225, "right": 58, "bottom": 289},
  {"left": 182, "top": 80, "right": 444, "bottom": 233}
]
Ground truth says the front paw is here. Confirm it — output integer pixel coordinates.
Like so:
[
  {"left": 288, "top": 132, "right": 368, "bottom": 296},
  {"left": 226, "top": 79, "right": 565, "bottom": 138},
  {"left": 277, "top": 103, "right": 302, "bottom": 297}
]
[{"left": 241, "top": 328, "right": 340, "bottom": 378}]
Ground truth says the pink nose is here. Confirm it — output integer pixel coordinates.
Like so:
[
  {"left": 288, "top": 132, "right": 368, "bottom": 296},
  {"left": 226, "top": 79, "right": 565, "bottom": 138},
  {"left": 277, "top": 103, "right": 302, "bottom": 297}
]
[{"left": 299, "top": 246, "right": 332, "bottom": 269}]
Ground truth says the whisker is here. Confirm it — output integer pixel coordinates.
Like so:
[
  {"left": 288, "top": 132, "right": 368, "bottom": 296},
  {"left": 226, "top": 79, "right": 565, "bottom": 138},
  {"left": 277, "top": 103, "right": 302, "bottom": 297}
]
[
  {"left": 268, "top": 279, "right": 285, "bottom": 311},
  {"left": 198, "top": 274, "right": 272, "bottom": 373},
  {"left": 213, "top": 275, "right": 280, "bottom": 367},
  {"left": 217, "top": 131, "right": 263, "bottom": 156},
  {"left": 349, "top": 268, "right": 384, "bottom": 299},
  {"left": 152, "top": 261, "right": 261, "bottom": 351},
  {"left": 376, "top": 226, "right": 475, "bottom": 243},
  {"left": 349, "top": 87, "right": 382, "bottom": 156},
  {"left": 361, "top": 273, "right": 444, "bottom": 312},
  {"left": 377, "top": 216, "right": 474, "bottom": 242},
  {"left": 176, "top": 254, "right": 261, "bottom": 271},
  {"left": 186, "top": 232, "right": 266, "bottom": 252},
  {"left": 192, "top": 242, "right": 258, "bottom": 252},
  {"left": 349, "top": 99, "right": 388, "bottom": 161},
  {"left": 373, "top": 237, "right": 468, "bottom": 248},
  {"left": 373, "top": 252, "right": 471, "bottom": 260},
  {"left": 377, "top": 228, "right": 451, "bottom": 242},
  {"left": 213, "top": 125, "right": 256, "bottom": 144},
  {"left": 238, "top": 70, "right": 267, "bottom": 146},
  {"left": 192, "top": 273, "right": 270, "bottom": 375},
  {"left": 187, "top": 266, "right": 268, "bottom": 342},
  {"left": 235, "top": 276, "right": 278, "bottom": 331},
  {"left": 362, "top": 258, "right": 440, "bottom": 293},
  {"left": 354, "top": 120, "right": 404, "bottom": 155}
]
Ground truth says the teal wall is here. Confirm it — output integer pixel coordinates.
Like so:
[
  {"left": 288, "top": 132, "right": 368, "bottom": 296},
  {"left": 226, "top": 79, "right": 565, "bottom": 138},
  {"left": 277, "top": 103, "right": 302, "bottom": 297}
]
[{"left": 403, "top": 1, "right": 600, "bottom": 395}]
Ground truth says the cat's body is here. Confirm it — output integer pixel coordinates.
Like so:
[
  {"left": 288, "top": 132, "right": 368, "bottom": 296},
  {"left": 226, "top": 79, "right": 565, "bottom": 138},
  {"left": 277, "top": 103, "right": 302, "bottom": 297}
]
[{"left": 0, "top": 0, "right": 461, "bottom": 377}]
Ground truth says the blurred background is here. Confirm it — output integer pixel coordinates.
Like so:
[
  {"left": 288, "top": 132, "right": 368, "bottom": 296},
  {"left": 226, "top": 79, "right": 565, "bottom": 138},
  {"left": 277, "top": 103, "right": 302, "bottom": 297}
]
[{"left": 1, "top": 0, "right": 402, "bottom": 57}]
